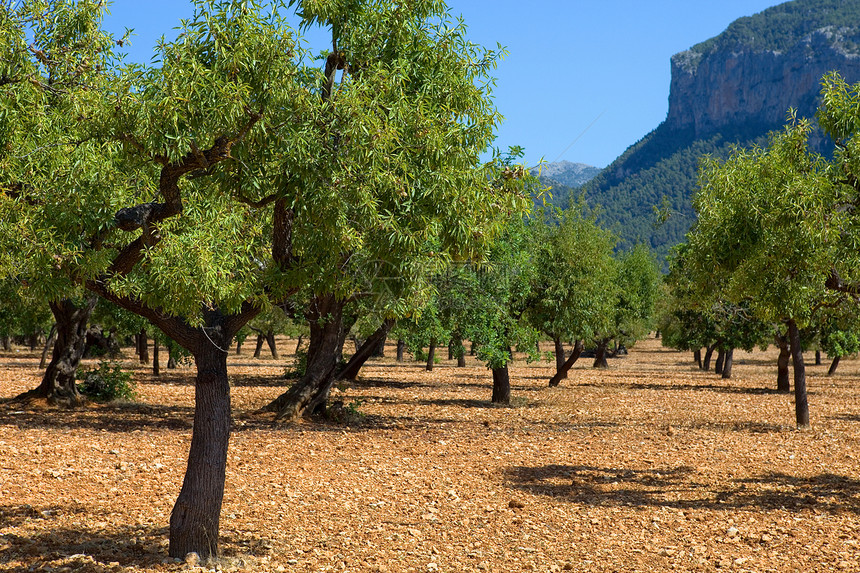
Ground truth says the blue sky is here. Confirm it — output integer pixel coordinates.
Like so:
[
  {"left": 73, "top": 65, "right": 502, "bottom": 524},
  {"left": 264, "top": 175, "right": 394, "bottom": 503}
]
[{"left": 103, "top": 0, "right": 785, "bottom": 169}]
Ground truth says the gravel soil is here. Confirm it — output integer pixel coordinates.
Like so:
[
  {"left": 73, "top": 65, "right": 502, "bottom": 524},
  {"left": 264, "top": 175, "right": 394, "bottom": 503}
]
[{"left": 1, "top": 336, "right": 859, "bottom": 573}]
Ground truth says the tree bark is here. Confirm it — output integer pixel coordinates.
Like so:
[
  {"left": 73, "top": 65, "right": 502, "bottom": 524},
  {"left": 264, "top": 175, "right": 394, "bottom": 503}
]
[
  {"left": 714, "top": 348, "right": 725, "bottom": 375},
  {"left": 426, "top": 338, "right": 436, "bottom": 372},
  {"left": 549, "top": 340, "right": 584, "bottom": 387},
  {"left": 787, "top": 319, "right": 810, "bottom": 428},
  {"left": 815, "top": 350, "right": 821, "bottom": 366},
  {"left": 702, "top": 343, "right": 717, "bottom": 371},
  {"left": 776, "top": 333, "right": 791, "bottom": 393},
  {"left": 295, "top": 334, "right": 304, "bottom": 354},
  {"left": 827, "top": 355, "right": 841, "bottom": 376},
  {"left": 593, "top": 340, "right": 609, "bottom": 369},
  {"left": 339, "top": 319, "right": 394, "bottom": 381},
  {"left": 265, "top": 329, "right": 278, "bottom": 359},
  {"left": 721, "top": 348, "right": 734, "bottom": 379},
  {"left": 491, "top": 365, "right": 511, "bottom": 404},
  {"left": 253, "top": 334, "right": 265, "bottom": 358},
  {"left": 235, "top": 337, "right": 242, "bottom": 355},
  {"left": 396, "top": 339, "right": 405, "bottom": 362},
  {"left": 153, "top": 340, "right": 160, "bottom": 377},
  {"left": 11, "top": 297, "right": 97, "bottom": 407},
  {"left": 138, "top": 329, "right": 150, "bottom": 365},
  {"left": 553, "top": 337, "right": 565, "bottom": 373},
  {"left": 448, "top": 339, "right": 454, "bottom": 361},
  {"left": 168, "top": 327, "right": 231, "bottom": 560},
  {"left": 372, "top": 333, "right": 386, "bottom": 358},
  {"left": 40, "top": 323, "right": 58, "bottom": 370},
  {"left": 693, "top": 348, "right": 702, "bottom": 369},
  {"left": 259, "top": 295, "right": 345, "bottom": 421}
]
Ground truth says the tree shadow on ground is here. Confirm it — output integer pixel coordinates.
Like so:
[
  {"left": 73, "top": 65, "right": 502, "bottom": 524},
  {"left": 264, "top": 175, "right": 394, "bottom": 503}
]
[
  {"left": 0, "top": 403, "right": 279, "bottom": 433},
  {"left": 503, "top": 464, "right": 860, "bottom": 514},
  {"left": 0, "top": 514, "right": 167, "bottom": 571},
  {"left": 0, "top": 504, "right": 271, "bottom": 572},
  {"left": 577, "top": 380, "right": 786, "bottom": 396}
]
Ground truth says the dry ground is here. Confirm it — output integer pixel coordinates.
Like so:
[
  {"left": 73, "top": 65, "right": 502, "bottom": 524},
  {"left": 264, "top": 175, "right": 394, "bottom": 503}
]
[{"left": 1, "top": 337, "right": 860, "bottom": 573}]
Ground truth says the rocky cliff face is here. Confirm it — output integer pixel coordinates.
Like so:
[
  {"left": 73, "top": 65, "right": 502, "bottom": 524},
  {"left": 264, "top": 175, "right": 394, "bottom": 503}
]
[{"left": 666, "top": 26, "right": 860, "bottom": 137}]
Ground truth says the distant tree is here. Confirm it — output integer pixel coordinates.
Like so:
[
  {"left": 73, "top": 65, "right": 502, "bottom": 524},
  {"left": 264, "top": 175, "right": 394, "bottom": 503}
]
[{"left": 526, "top": 205, "right": 616, "bottom": 386}]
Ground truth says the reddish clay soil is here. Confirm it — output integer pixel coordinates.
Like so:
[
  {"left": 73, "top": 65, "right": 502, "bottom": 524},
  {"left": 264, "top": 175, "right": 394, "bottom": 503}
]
[{"left": 1, "top": 337, "right": 859, "bottom": 573}]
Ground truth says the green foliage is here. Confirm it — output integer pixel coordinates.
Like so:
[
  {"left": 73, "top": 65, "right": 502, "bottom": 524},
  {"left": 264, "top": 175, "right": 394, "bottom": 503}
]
[
  {"left": 77, "top": 360, "right": 137, "bottom": 402},
  {"left": 689, "top": 0, "right": 860, "bottom": 57},
  {"left": 285, "top": 347, "right": 308, "bottom": 379},
  {"left": 526, "top": 204, "right": 617, "bottom": 345}
]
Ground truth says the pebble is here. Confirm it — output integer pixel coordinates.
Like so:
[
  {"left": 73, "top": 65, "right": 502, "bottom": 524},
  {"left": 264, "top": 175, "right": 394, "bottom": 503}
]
[
  {"left": 727, "top": 526, "right": 739, "bottom": 538},
  {"left": 185, "top": 552, "right": 200, "bottom": 567}
]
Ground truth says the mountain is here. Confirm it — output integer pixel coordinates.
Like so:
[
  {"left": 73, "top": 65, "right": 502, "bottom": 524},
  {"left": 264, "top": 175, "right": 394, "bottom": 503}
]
[
  {"left": 582, "top": 0, "right": 860, "bottom": 264},
  {"left": 531, "top": 160, "right": 602, "bottom": 189}
]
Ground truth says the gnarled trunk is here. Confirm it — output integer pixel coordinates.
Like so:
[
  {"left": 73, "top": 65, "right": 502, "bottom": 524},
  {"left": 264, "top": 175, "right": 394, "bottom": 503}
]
[
  {"left": 827, "top": 355, "right": 841, "bottom": 376},
  {"left": 702, "top": 343, "right": 717, "bottom": 372},
  {"left": 339, "top": 319, "right": 394, "bottom": 381},
  {"left": 776, "top": 332, "right": 791, "bottom": 393},
  {"left": 693, "top": 348, "right": 702, "bottom": 370},
  {"left": 553, "top": 337, "right": 565, "bottom": 373},
  {"left": 787, "top": 319, "right": 809, "bottom": 428},
  {"left": 40, "top": 323, "right": 58, "bottom": 370},
  {"left": 549, "top": 340, "right": 584, "bottom": 387},
  {"left": 426, "top": 338, "right": 437, "bottom": 372},
  {"left": 169, "top": 325, "right": 231, "bottom": 560},
  {"left": 721, "top": 348, "right": 734, "bottom": 379},
  {"left": 396, "top": 339, "right": 405, "bottom": 362},
  {"left": 253, "top": 334, "right": 265, "bottom": 358},
  {"left": 714, "top": 348, "right": 725, "bottom": 375},
  {"left": 265, "top": 329, "right": 278, "bottom": 359},
  {"left": 491, "top": 365, "right": 510, "bottom": 404},
  {"left": 259, "top": 295, "right": 345, "bottom": 421},
  {"left": 12, "top": 297, "right": 97, "bottom": 407},
  {"left": 593, "top": 339, "right": 609, "bottom": 369},
  {"left": 153, "top": 340, "right": 160, "bottom": 377}
]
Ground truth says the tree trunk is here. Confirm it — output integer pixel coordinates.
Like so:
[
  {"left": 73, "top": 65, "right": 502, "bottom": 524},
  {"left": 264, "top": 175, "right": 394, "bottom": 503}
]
[
  {"left": 253, "top": 334, "right": 265, "bottom": 358},
  {"left": 491, "top": 365, "right": 511, "bottom": 405},
  {"left": 265, "top": 329, "right": 278, "bottom": 359},
  {"left": 693, "top": 348, "right": 702, "bottom": 369},
  {"left": 12, "top": 297, "right": 97, "bottom": 407},
  {"left": 454, "top": 336, "right": 466, "bottom": 367},
  {"left": 593, "top": 340, "right": 609, "bottom": 369},
  {"left": 295, "top": 334, "right": 304, "bottom": 354},
  {"left": 426, "top": 338, "right": 436, "bottom": 372},
  {"left": 372, "top": 333, "right": 386, "bottom": 358},
  {"left": 815, "top": 350, "right": 821, "bottom": 366},
  {"left": 339, "top": 319, "right": 394, "bottom": 381},
  {"left": 168, "top": 354, "right": 178, "bottom": 369},
  {"left": 553, "top": 337, "right": 565, "bottom": 373},
  {"left": 153, "top": 340, "right": 160, "bottom": 377},
  {"left": 259, "top": 295, "right": 345, "bottom": 421},
  {"left": 396, "top": 339, "right": 405, "bottom": 362},
  {"left": 168, "top": 329, "right": 231, "bottom": 559},
  {"left": 776, "top": 333, "right": 791, "bottom": 393},
  {"left": 787, "top": 319, "right": 810, "bottom": 428},
  {"left": 827, "top": 355, "right": 841, "bottom": 376},
  {"left": 714, "top": 348, "right": 725, "bottom": 375},
  {"left": 235, "top": 337, "right": 242, "bottom": 355},
  {"left": 1, "top": 336, "right": 9, "bottom": 351},
  {"left": 721, "top": 348, "right": 734, "bottom": 379},
  {"left": 40, "top": 323, "right": 58, "bottom": 370},
  {"left": 702, "top": 343, "right": 717, "bottom": 371},
  {"left": 549, "top": 340, "right": 584, "bottom": 387},
  {"left": 138, "top": 329, "right": 150, "bottom": 365},
  {"left": 448, "top": 339, "right": 454, "bottom": 361}
]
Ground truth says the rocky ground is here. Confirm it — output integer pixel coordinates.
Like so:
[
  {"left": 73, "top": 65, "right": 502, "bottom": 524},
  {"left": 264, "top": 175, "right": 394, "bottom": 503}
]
[{"left": 1, "top": 336, "right": 859, "bottom": 573}]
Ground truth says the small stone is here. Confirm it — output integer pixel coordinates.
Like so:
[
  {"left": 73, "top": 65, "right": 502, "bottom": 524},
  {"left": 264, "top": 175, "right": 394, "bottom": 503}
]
[
  {"left": 184, "top": 552, "right": 200, "bottom": 567},
  {"left": 734, "top": 557, "right": 749, "bottom": 566},
  {"left": 838, "top": 561, "right": 852, "bottom": 569},
  {"left": 726, "top": 526, "right": 739, "bottom": 538},
  {"left": 508, "top": 499, "right": 525, "bottom": 509},
  {"left": 760, "top": 533, "right": 773, "bottom": 543}
]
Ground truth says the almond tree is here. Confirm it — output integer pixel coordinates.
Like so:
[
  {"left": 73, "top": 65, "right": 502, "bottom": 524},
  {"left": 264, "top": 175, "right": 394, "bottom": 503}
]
[
  {"left": 0, "top": 0, "right": 524, "bottom": 558},
  {"left": 686, "top": 115, "right": 834, "bottom": 428}
]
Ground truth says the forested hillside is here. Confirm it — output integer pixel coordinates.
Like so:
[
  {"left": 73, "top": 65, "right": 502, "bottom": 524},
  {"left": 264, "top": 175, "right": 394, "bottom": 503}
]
[{"left": 580, "top": 0, "right": 860, "bottom": 264}]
